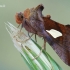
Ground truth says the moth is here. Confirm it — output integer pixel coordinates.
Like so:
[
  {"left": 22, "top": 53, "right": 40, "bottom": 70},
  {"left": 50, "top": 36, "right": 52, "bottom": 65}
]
[{"left": 15, "top": 4, "right": 70, "bottom": 66}]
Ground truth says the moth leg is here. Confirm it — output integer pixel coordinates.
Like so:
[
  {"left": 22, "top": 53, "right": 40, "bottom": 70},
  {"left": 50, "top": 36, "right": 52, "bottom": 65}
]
[
  {"left": 18, "top": 33, "right": 34, "bottom": 43},
  {"left": 43, "top": 39, "right": 46, "bottom": 51},
  {"left": 32, "top": 45, "right": 43, "bottom": 60},
  {"left": 24, "top": 33, "right": 34, "bottom": 42},
  {"left": 28, "top": 32, "right": 32, "bottom": 38},
  {"left": 14, "top": 35, "right": 30, "bottom": 43},
  {"left": 17, "top": 24, "right": 22, "bottom": 32},
  {"left": 35, "top": 34, "right": 37, "bottom": 42},
  {"left": 20, "top": 26, "right": 22, "bottom": 32},
  {"left": 13, "top": 31, "right": 23, "bottom": 42},
  {"left": 17, "top": 24, "right": 20, "bottom": 28},
  {"left": 13, "top": 31, "right": 26, "bottom": 43},
  {"left": 21, "top": 43, "right": 31, "bottom": 51},
  {"left": 32, "top": 39, "right": 46, "bottom": 60},
  {"left": 28, "top": 33, "right": 37, "bottom": 42},
  {"left": 28, "top": 32, "right": 34, "bottom": 38},
  {"left": 28, "top": 32, "right": 30, "bottom": 37}
]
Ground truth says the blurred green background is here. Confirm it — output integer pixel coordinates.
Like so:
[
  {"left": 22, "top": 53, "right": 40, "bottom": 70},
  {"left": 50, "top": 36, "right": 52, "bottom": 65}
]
[{"left": 0, "top": 0, "right": 70, "bottom": 70}]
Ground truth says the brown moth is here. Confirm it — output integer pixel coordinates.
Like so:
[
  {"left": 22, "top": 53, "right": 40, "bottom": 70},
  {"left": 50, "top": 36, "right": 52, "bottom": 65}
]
[{"left": 15, "top": 4, "right": 70, "bottom": 66}]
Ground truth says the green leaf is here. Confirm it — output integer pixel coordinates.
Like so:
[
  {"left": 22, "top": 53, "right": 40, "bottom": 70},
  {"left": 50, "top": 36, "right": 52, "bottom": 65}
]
[
  {"left": 6, "top": 22, "right": 63, "bottom": 70},
  {"left": 32, "top": 39, "right": 63, "bottom": 70},
  {"left": 21, "top": 47, "right": 40, "bottom": 70}
]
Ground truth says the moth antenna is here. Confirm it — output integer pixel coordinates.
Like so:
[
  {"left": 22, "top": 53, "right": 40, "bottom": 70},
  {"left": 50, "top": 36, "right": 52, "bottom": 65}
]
[{"left": 35, "top": 34, "right": 37, "bottom": 42}]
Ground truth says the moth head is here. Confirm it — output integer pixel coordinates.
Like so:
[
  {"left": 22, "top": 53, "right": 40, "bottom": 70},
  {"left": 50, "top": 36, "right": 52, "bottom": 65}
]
[{"left": 15, "top": 12, "right": 24, "bottom": 24}]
